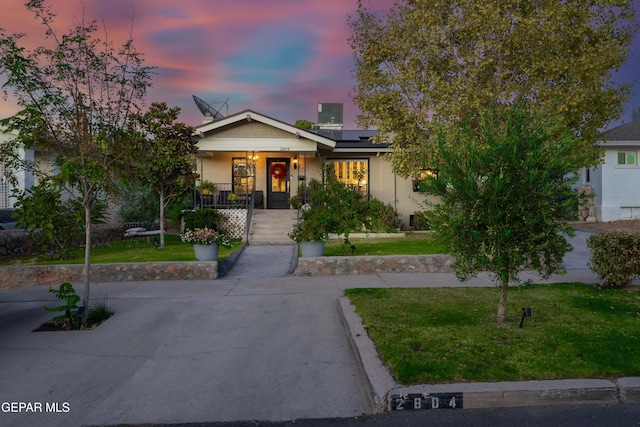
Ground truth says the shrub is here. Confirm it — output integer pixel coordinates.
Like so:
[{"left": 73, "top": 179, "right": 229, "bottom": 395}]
[
  {"left": 182, "top": 209, "right": 224, "bottom": 232},
  {"left": 361, "top": 199, "right": 401, "bottom": 232},
  {"left": 13, "top": 179, "right": 105, "bottom": 259},
  {"left": 587, "top": 230, "right": 640, "bottom": 288},
  {"left": 413, "top": 211, "right": 431, "bottom": 230}
]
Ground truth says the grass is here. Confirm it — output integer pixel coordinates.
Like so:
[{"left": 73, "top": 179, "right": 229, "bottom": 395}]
[
  {"left": 324, "top": 232, "right": 447, "bottom": 256},
  {"left": 345, "top": 283, "right": 640, "bottom": 385},
  {"left": 0, "top": 234, "right": 242, "bottom": 266}
]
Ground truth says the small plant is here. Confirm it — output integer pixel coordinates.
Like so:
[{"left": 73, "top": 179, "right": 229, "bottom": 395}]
[
  {"left": 44, "top": 282, "right": 81, "bottom": 330},
  {"left": 181, "top": 227, "right": 232, "bottom": 247},
  {"left": 288, "top": 195, "right": 303, "bottom": 209},
  {"left": 87, "top": 298, "right": 114, "bottom": 325},
  {"left": 198, "top": 179, "right": 216, "bottom": 194},
  {"left": 288, "top": 222, "right": 328, "bottom": 243},
  {"left": 227, "top": 193, "right": 238, "bottom": 203}
]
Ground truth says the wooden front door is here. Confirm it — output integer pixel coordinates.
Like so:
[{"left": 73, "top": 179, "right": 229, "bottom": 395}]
[{"left": 267, "top": 158, "right": 290, "bottom": 209}]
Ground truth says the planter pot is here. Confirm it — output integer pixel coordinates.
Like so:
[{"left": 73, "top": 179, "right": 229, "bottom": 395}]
[
  {"left": 193, "top": 243, "right": 219, "bottom": 261},
  {"left": 300, "top": 241, "right": 325, "bottom": 257}
]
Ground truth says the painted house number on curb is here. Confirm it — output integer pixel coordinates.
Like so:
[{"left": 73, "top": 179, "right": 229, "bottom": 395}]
[{"left": 391, "top": 392, "right": 463, "bottom": 410}]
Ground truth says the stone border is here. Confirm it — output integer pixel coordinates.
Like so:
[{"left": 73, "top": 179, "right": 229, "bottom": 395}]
[
  {"left": 0, "top": 262, "right": 218, "bottom": 289},
  {"left": 295, "top": 254, "right": 455, "bottom": 276}
]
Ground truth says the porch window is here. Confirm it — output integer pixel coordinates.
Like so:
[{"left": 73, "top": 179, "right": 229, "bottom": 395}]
[
  {"left": 332, "top": 159, "right": 368, "bottom": 195},
  {"left": 617, "top": 151, "right": 637, "bottom": 166},
  {"left": 232, "top": 158, "right": 255, "bottom": 194}
]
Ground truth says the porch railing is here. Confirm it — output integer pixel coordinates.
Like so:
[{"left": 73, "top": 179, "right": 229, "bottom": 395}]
[
  {"left": 187, "top": 183, "right": 263, "bottom": 210},
  {"left": 186, "top": 183, "right": 260, "bottom": 244}
]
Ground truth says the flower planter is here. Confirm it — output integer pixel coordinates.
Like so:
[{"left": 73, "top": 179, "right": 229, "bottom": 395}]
[
  {"left": 300, "top": 241, "right": 325, "bottom": 257},
  {"left": 193, "top": 243, "right": 219, "bottom": 261}
]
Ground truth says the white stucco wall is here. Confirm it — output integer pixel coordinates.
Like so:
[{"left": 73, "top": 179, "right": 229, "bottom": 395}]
[
  {"left": 0, "top": 129, "right": 35, "bottom": 209},
  {"left": 597, "top": 147, "right": 640, "bottom": 221}
]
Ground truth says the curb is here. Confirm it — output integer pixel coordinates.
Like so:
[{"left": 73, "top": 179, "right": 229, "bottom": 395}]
[{"left": 338, "top": 296, "right": 640, "bottom": 413}]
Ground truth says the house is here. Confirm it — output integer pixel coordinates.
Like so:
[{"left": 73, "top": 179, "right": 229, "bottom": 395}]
[
  {"left": 0, "top": 126, "right": 35, "bottom": 228},
  {"left": 191, "top": 104, "right": 424, "bottom": 229},
  {"left": 582, "top": 108, "right": 640, "bottom": 221}
]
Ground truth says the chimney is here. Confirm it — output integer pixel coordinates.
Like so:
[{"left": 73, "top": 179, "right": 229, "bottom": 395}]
[{"left": 633, "top": 108, "right": 640, "bottom": 123}]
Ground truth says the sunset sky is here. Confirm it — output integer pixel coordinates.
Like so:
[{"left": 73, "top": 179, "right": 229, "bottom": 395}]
[{"left": 1, "top": 0, "right": 639, "bottom": 130}]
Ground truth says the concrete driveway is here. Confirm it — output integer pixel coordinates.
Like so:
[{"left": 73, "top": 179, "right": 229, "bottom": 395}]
[{"left": 0, "top": 247, "right": 372, "bottom": 426}]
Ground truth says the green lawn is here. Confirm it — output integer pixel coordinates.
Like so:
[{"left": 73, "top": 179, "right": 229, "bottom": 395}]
[
  {"left": 0, "top": 234, "right": 241, "bottom": 265},
  {"left": 324, "top": 232, "right": 447, "bottom": 256},
  {"left": 345, "top": 283, "right": 640, "bottom": 385}
]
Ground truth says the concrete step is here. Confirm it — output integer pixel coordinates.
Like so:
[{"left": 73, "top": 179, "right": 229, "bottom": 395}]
[{"left": 248, "top": 209, "right": 299, "bottom": 245}]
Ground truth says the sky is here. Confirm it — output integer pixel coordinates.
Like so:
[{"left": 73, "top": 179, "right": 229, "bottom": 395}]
[{"left": 0, "top": 0, "right": 639, "bottom": 130}]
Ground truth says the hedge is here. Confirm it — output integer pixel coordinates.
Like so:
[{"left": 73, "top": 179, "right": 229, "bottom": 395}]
[{"left": 586, "top": 230, "right": 640, "bottom": 289}]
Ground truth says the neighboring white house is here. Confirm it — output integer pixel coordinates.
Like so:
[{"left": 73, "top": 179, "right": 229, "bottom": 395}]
[
  {"left": 582, "top": 109, "right": 640, "bottom": 221},
  {"left": 0, "top": 126, "right": 35, "bottom": 210}
]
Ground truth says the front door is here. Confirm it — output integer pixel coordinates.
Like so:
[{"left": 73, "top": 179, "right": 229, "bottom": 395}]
[{"left": 267, "top": 158, "right": 290, "bottom": 209}]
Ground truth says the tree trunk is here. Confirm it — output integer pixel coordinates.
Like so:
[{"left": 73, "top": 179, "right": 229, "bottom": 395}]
[
  {"left": 82, "top": 203, "right": 92, "bottom": 325},
  {"left": 159, "top": 190, "right": 166, "bottom": 249},
  {"left": 497, "top": 275, "right": 509, "bottom": 324}
]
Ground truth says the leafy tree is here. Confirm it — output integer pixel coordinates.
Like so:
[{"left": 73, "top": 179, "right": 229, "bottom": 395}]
[
  {"left": 349, "top": 0, "right": 637, "bottom": 176},
  {"left": 117, "top": 184, "right": 159, "bottom": 223},
  {"left": 132, "top": 102, "right": 196, "bottom": 248},
  {"left": 421, "top": 105, "right": 586, "bottom": 323},
  {"left": 0, "top": 2, "right": 153, "bottom": 319},
  {"left": 294, "top": 119, "right": 314, "bottom": 130}
]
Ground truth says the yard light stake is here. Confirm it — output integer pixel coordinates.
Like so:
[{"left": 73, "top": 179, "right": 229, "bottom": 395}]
[{"left": 519, "top": 307, "right": 532, "bottom": 328}]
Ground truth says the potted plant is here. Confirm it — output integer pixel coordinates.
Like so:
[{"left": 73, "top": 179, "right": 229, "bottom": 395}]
[
  {"left": 227, "top": 192, "right": 239, "bottom": 205},
  {"left": 181, "top": 227, "right": 232, "bottom": 261},
  {"left": 288, "top": 213, "right": 328, "bottom": 257},
  {"left": 198, "top": 179, "right": 216, "bottom": 195},
  {"left": 288, "top": 195, "right": 301, "bottom": 210}
]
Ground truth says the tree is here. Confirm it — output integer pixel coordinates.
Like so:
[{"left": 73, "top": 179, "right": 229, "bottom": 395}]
[
  {"left": 294, "top": 119, "right": 314, "bottom": 130},
  {"left": 305, "top": 162, "right": 366, "bottom": 254},
  {"left": 349, "top": 0, "right": 637, "bottom": 176},
  {"left": 421, "top": 105, "right": 587, "bottom": 323},
  {"left": 133, "top": 102, "right": 197, "bottom": 249},
  {"left": 0, "top": 2, "right": 153, "bottom": 320}
]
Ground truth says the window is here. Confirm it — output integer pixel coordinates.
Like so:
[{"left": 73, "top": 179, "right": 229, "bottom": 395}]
[
  {"left": 232, "top": 158, "right": 255, "bottom": 194},
  {"left": 412, "top": 170, "right": 438, "bottom": 192},
  {"left": 331, "top": 160, "right": 368, "bottom": 195},
  {"left": 618, "top": 151, "right": 636, "bottom": 166}
]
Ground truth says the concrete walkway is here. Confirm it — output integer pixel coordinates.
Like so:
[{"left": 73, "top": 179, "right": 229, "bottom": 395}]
[{"left": 0, "top": 232, "right": 630, "bottom": 426}]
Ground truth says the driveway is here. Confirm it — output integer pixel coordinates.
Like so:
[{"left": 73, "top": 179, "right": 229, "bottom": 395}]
[{"left": 0, "top": 246, "right": 372, "bottom": 426}]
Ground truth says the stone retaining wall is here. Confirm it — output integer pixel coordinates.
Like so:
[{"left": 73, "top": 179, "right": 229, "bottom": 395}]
[
  {"left": 294, "top": 254, "right": 456, "bottom": 276},
  {"left": 0, "top": 261, "right": 218, "bottom": 289}
]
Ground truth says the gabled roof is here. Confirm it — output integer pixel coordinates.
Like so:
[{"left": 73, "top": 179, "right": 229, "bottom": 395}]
[
  {"left": 194, "top": 109, "right": 336, "bottom": 150},
  {"left": 600, "top": 122, "right": 640, "bottom": 145}
]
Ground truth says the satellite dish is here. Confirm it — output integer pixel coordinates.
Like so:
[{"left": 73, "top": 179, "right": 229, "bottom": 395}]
[{"left": 192, "top": 95, "right": 228, "bottom": 121}]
